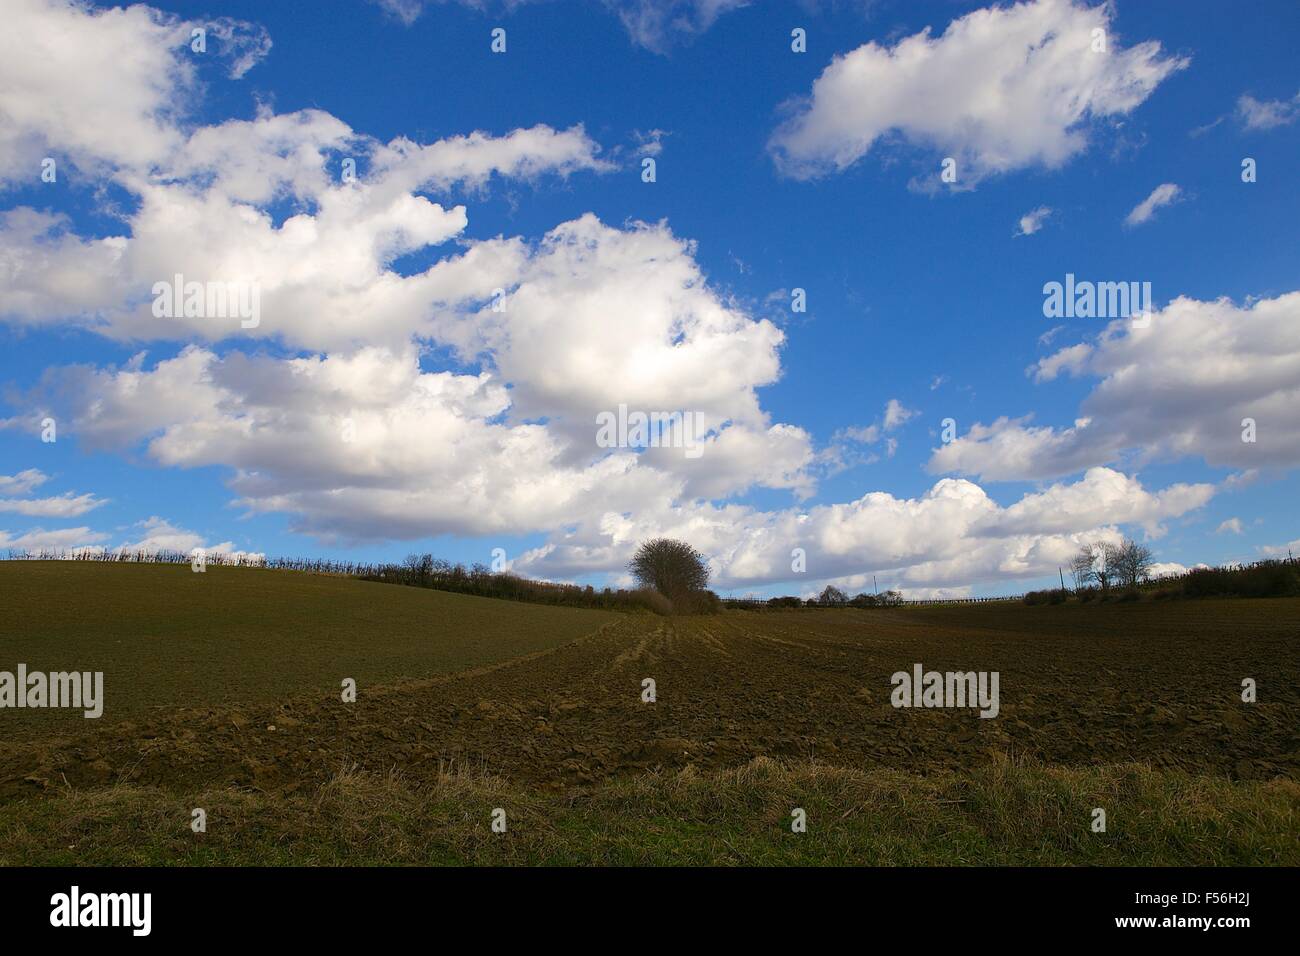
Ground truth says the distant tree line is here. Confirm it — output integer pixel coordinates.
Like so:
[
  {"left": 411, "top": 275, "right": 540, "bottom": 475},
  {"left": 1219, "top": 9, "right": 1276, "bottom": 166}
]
[
  {"left": 1025, "top": 544, "right": 1298, "bottom": 604},
  {"left": 358, "top": 553, "right": 677, "bottom": 613}
]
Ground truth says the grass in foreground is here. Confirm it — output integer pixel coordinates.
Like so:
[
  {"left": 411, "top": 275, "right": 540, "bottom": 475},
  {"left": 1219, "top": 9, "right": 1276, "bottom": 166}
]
[{"left": 2, "top": 757, "right": 1295, "bottom": 866}]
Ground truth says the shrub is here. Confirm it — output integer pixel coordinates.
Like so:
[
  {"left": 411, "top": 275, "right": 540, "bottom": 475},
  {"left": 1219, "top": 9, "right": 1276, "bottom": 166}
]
[
  {"left": 674, "top": 589, "right": 723, "bottom": 615},
  {"left": 628, "top": 588, "right": 674, "bottom": 615},
  {"left": 1024, "top": 589, "right": 1069, "bottom": 606},
  {"left": 628, "top": 538, "right": 711, "bottom": 603}
]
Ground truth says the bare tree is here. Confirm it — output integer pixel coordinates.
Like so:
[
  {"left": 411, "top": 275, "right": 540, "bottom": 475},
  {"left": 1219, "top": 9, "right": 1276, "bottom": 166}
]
[
  {"left": 818, "top": 585, "right": 848, "bottom": 606},
  {"left": 1068, "top": 545, "right": 1095, "bottom": 591},
  {"left": 1113, "top": 539, "right": 1154, "bottom": 588},
  {"left": 628, "top": 538, "right": 711, "bottom": 603},
  {"left": 1071, "top": 541, "right": 1123, "bottom": 592}
]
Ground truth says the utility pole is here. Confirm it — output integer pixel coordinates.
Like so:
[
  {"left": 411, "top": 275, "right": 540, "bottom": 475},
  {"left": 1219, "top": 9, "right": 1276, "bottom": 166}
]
[
  {"left": 1059, "top": 566, "right": 1066, "bottom": 591},
  {"left": 873, "top": 575, "right": 878, "bottom": 596}
]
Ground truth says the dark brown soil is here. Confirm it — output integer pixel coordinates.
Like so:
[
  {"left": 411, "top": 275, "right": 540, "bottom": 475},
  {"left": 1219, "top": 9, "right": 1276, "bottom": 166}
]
[{"left": 3, "top": 600, "right": 1297, "bottom": 801}]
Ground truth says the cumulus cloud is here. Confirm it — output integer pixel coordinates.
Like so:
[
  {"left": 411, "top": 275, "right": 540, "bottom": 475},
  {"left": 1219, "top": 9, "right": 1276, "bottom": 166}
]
[
  {"left": 13, "top": 342, "right": 806, "bottom": 542},
  {"left": 1124, "top": 182, "right": 1181, "bottom": 227},
  {"left": 0, "top": 0, "right": 270, "bottom": 185},
  {"left": 515, "top": 466, "right": 1209, "bottom": 591},
  {"left": 117, "top": 516, "right": 262, "bottom": 560},
  {"left": 0, "top": 0, "right": 1236, "bottom": 595},
  {"left": 932, "top": 291, "right": 1300, "bottom": 481},
  {"left": 1216, "top": 517, "right": 1243, "bottom": 535},
  {"left": 769, "top": 0, "right": 1186, "bottom": 183}
]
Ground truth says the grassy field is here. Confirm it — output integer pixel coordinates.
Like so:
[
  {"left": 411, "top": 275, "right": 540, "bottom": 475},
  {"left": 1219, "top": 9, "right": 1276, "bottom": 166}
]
[
  {"left": 1, "top": 563, "right": 1297, "bottom": 865},
  {"left": 2, "top": 758, "right": 1295, "bottom": 866}
]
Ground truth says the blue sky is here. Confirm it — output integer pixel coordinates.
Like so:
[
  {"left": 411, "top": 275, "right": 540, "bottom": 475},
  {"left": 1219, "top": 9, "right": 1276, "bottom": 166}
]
[{"left": 2, "top": 0, "right": 1298, "bottom": 598}]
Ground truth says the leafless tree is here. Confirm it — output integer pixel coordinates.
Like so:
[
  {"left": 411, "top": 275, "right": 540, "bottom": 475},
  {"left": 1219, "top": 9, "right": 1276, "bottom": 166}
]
[
  {"left": 1112, "top": 539, "right": 1154, "bottom": 588},
  {"left": 818, "top": 585, "right": 848, "bottom": 606},
  {"left": 1071, "top": 541, "right": 1123, "bottom": 592},
  {"left": 1068, "top": 546, "right": 1095, "bottom": 591}
]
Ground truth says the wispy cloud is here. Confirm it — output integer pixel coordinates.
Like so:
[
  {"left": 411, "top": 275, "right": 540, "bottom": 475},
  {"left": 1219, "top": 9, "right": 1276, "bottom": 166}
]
[
  {"left": 1015, "top": 205, "right": 1053, "bottom": 237},
  {"left": 1237, "top": 91, "right": 1300, "bottom": 131},
  {"left": 1124, "top": 183, "right": 1181, "bottom": 227}
]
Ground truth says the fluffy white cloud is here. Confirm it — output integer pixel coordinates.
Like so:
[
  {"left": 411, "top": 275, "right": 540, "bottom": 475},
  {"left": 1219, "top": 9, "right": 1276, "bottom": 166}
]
[
  {"left": 933, "top": 291, "right": 1300, "bottom": 480},
  {"left": 515, "top": 466, "right": 1207, "bottom": 591},
  {"left": 0, "top": 0, "right": 269, "bottom": 185},
  {"left": 769, "top": 0, "right": 1186, "bottom": 183},
  {"left": 0, "top": 0, "right": 1240, "bottom": 595},
  {"left": 0, "top": 110, "right": 611, "bottom": 354},
  {"left": 1124, "top": 182, "right": 1181, "bottom": 227},
  {"left": 13, "top": 340, "right": 808, "bottom": 542},
  {"left": 117, "top": 516, "right": 262, "bottom": 561}
]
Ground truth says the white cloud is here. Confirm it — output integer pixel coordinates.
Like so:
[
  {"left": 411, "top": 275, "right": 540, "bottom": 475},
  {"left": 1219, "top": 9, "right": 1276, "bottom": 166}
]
[
  {"left": 0, "top": 492, "right": 106, "bottom": 518},
  {"left": 368, "top": 0, "right": 748, "bottom": 52},
  {"left": 835, "top": 398, "right": 915, "bottom": 446},
  {"left": 0, "top": 526, "right": 109, "bottom": 552},
  {"left": 769, "top": 0, "right": 1186, "bottom": 183},
  {"left": 516, "top": 466, "right": 1207, "bottom": 591},
  {"left": 0, "top": 0, "right": 1247, "bottom": 596},
  {"left": 1260, "top": 538, "right": 1300, "bottom": 558},
  {"left": 933, "top": 291, "right": 1300, "bottom": 481},
  {"left": 600, "top": 0, "right": 750, "bottom": 53},
  {"left": 836, "top": 424, "right": 881, "bottom": 444},
  {"left": 1124, "top": 182, "right": 1181, "bottom": 227},
  {"left": 883, "top": 398, "right": 916, "bottom": 430},
  {"left": 1216, "top": 517, "right": 1244, "bottom": 535},
  {"left": 0, "top": 469, "right": 49, "bottom": 496},
  {"left": 1236, "top": 91, "right": 1300, "bottom": 131},
  {"left": 0, "top": 0, "right": 269, "bottom": 185},
  {"left": 1015, "top": 205, "right": 1053, "bottom": 236},
  {"left": 117, "top": 516, "right": 261, "bottom": 561},
  {"left": 0, "top": 469, "right": 106, "bottom": 516}
]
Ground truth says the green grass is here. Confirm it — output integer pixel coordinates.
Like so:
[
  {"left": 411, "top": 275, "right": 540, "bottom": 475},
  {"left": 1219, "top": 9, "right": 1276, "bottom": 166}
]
[
  {"left": 2, "top": 757, "right": 1295, "bottom": 866},
  {"left": 0, "top": 561, "right": 618, "bottom": 737}
]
